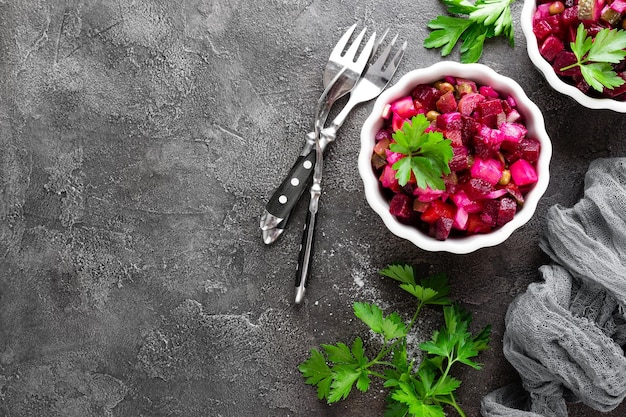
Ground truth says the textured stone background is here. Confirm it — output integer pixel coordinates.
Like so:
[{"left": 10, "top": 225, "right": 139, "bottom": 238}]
[{"left": 1, "top": 0, "right": 626, "bottom": 416}]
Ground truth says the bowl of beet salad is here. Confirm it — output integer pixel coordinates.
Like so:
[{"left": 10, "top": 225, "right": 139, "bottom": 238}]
[
  {"left": 358, "top": 61, "right": 552, "bottom": 254},
  {"left": 522, "top": 0, "right": 626, "bottom": 112}
]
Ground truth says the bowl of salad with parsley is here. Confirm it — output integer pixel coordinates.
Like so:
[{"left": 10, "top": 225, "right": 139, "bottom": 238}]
[
  {"left": 522, "top": 0, "right": 626, "bottom": 112},
  {"left": 358, "top": 61, "right": 552, "bottom": 254}
]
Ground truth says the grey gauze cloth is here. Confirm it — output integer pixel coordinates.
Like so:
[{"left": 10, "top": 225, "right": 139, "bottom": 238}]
[{"left": 482, "top": 158, "right": 626, "bottom": 417}]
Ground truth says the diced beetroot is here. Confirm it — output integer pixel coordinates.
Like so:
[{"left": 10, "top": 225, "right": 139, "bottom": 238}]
[
  {"left": 477, "top": 99, "right": 506, "bottom": 128},
  {"left": 611, "top": 0, "right": 626, "bottom": 13},
  {"left": 510, "top": 159, "right": 538, "bottom": 186},
  {"left": 389, "top": 193, "right": 414, "bottom": 221},
  {"left": 470, "top": 157, "right": 504, "bottom": 185},
  {"left": 385, "top": 148, "right": 404, "bottom": 165},
  {"left": 375, "top": 128, "right": 392, "bottom": 142},
  {"left": 464, "top": 177, "right": 494, "bottom": 200},
  {"left": 497, "top": 197, "right": 517, "bottom": 226},
  {"left": 480, "top": 200, "right": 500, "bottom": 227},
  {"left": 505, "top": 95, "right": 517, "bottom": 109},
  {"left": 478, "top": 99, "right": 504, "bottom": 117},
  {"left": 500, "top": 122, "right": 528, "bottom": 143},
  {"left": 434, "top": 217, "right": 454, "bottom": 240},
  {"left": 413, "top": 186, "right": 446, "bottom": 202},
  {"left": 392, "top": 113, "right": 407, "bottom": 132},
  {"left": 518, "top": 138, "right": 541, "bottom": 164},
  {"left": 436, "top": 112, "right": 463, "bottom": 131},
  {"left": 479, "top": 85, "right": 500, "bottom": 98},
  {"left": 380, "top": 164, "right": 401, "bottom": 192},
  {"left": 533, "top": 19, "right": 553, "bottom": 41},
  {"left": 449, "top": 146, "right": 471, "bottom": 172},
  {"left": 451, "top": 189, "right": 483, "bottom": 213},
  {"left": 561, "top": 6, "right": 579, "bottom": 26},
  {"left": 436, "top": 91, "right": 458, "bottom": 114},
  {"left": 534, "top": 3, "right": 553, "bottom": 20},
  {"left": 453, "top": 207, "right": 469, "bottom": 230},
  {"left": 553, "top": 51, "right": 581, "bottom": 77},
  {"left": 421, "top": 199, "right": 456, "bottom": 224},
  {"left": 458, "top": 93, "right": 486, "bottom": 116},
  {"left": 391, "top": 96, "right": 419, "bottom": 119},
  {"left": 461, "top": 116, "right": 479, "bottom": 143},
  {"left": 466, "top": 213, "right": 492, "bottom": 234},
  {"left": 411, "top": 84, "right": 442, "bottom": 111},
  {"left": 540, "top": 35, "right": 564, "bottom": 62}
]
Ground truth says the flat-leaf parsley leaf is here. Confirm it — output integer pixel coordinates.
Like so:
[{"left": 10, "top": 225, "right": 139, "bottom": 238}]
[
  {"left": 424, "top": 0, "right": 515, "bottom": 63},
  {"left": 298, "top": 264, "right": 492, "bottom": 417},
  {"left": 390, "top": 114, "right": 453, "bottom": 190},
  {"left": 561, "top": 24, "right": 626, "bottom": 92}
]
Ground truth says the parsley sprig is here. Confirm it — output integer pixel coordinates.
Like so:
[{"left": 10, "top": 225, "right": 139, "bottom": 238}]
[
  {"left": 391, "top": 114, "right": 453, "bottom": 190},
  {"left": 561, "top": 24, "right": 626, "bottom": 92},
  {"left": 298, "top": 264, "right": 492, "bottom": 417},
  {"left": 424, "top": 0, "right": 515, "bottom": 63}
]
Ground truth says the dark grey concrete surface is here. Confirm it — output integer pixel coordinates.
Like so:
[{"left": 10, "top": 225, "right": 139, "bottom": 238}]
[{"left": 1, "top": 0, "right": 626, "bottom": 416}]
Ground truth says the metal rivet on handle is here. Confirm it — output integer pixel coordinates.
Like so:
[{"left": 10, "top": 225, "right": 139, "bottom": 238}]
[
  {"left": 279, "top": 195, "right": 287, "bottom": 204},
  {"left": 291, "top": 178, "right": 299, "bottom": 186},
  {"left": 303, "top": 160, "right": 312, "bottom": 169}
]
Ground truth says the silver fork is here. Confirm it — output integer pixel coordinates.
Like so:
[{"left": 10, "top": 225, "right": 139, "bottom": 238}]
[
  {"left": 259, "top": 25, "right": 376, "bottom": 234},
  {"left": 263, "top": 32, "right": 407, "bottom": 245},
  {"left": 294, "top": 34, "right": 407, "bottom": 304}
]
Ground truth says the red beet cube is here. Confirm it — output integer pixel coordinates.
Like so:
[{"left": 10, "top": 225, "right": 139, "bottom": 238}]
[
  {"left": 518, "top": 138, "right": 541, "bottom": 164},
  {"left": 449, "top": 146, "right": 471, "bottom": 172},
  {"left": 497, "top": 197, "right": 517, "bottom": 226},
  {"left": 464, "top": 178, "right": 495, "bottom": 200},
  {"left": 540, "top": 35, "right": 564, "bottom": 62},
  {"left": 553, "top": 51, "right": 581, "bottom": 77},
  {"left": 421, "top": 199, "right": 456, "bottom": 224},
  {"left": 434, "top": 217, "right": 454, "bottom": 240},
  {"left": 467, "top": 214, "right": 492, "bottom": 234},
  {"left": 389, "top": 193, "right": 413, "bottom": 220},
  {"left": 480, "top": 200, "right": 500, "bottom": 227},
  {"left": 412, "top": 84, "right": 442, "bottom": 112},
  {"left": 458, "top": 93, "right": 486, "bottom": 116},
  {"left": 436, "top": 91, "right": 458, "bottom": 114},
  {"left": 562, "top": 5, "right": 580, "bottom": 25},
  {"left": 436, "top": 112, "right": 463, "bottom": 131},
  {"left": 533, "top": 19, "right": 553, "bottom": 41}
]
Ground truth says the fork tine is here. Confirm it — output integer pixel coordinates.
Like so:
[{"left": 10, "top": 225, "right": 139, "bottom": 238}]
[
  {"left": 371, "top": 28, "right": 390, "bottom": 59},
  {"left": 371, "top": 33, "right": 398, "bottom": 70},
  {"left": 384, "top": 40, "right": 407, "bottom": 76},
  {"left": 354, "top": 31, "right": 377, "bottom": 69},
  {"left": 343, "top": 27, "right": 368, "bottom": 61},
  {"left": 329, "top": 23, "right": 358, "bottom": 60}
]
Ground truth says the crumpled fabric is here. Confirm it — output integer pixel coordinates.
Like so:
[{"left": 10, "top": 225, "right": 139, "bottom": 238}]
[{"left": 481, "top": 158, "right": 626, "bottom": 417}]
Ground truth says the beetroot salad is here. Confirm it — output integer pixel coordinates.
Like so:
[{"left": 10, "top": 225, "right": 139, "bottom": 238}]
[{"left": 371, "top": 77, "right": 541, "bottom": 241}]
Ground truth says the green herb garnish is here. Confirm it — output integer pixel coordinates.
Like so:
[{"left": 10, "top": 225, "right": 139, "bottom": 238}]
[
  {"left": 424, "top": 0, "right": 515, "bottom": 63},
  {"left": 561, "top": 24, "right": 626, "bottom": 92},
  {"left": 298, "top": 264, "right": 491, "bottom": 417},
  {"left": 390, "top": 114, "right": 453, "bottom": 190}
]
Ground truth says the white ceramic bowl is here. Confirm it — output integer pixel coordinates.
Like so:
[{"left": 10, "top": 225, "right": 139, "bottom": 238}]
[
  {"left": 521, "top": 0, "right": 626, "bottom": 112},
  {"left": 358, "top": 61, "right": 552, "bottom": 254}
]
